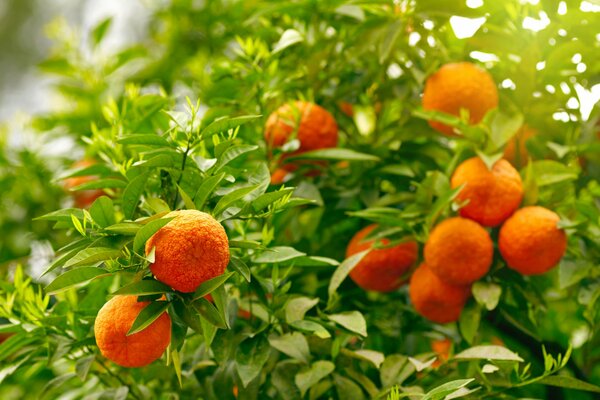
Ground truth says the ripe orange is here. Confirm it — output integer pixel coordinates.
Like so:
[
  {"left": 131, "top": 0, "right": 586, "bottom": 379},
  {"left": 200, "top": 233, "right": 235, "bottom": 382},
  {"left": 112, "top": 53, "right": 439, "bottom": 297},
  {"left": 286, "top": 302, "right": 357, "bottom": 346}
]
[
  {"left": 504, "top": 125, "right": 536, "bottom": 167},
  {"left": 451, "top": 157, "right": 523, "bottom": 227},
  {"left": 346, "top": 224, "right": 418, "bottom": 292},
  {"left": 422, "top": 62, "right": 498, "bottom": 135},
  {"left": 409, "top": 263, "right": 471, "bottom": 324},
  {"left": 94, "top": 295, "right": 171, "bottom": 368},
  {"left": 264, "top": 101, "right": 338, "bottom": 154},
  {"left": 339, "top": 101, "right": 354, "bottom": 117},
  {"left": 145, "top": 210, "right": 229, "bottom": 293},
  {"left": 498, "top": 206, "right": 567, "bottom": 275},
  {"left": 431, "top": 338, "right": 452, "bottom": 367},
  {"left": 62, "top": 159, "right": 105, "bottom": 208},
  {"left": 270, "top": 167, "right": 290, "bottom": 185},
  {"left": 424, "top": 217, "right": 493, "bottom": 285}
]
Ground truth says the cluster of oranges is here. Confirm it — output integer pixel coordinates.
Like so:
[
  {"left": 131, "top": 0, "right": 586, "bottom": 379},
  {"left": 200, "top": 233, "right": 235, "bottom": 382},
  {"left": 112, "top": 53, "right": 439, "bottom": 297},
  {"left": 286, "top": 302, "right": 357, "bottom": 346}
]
[
  {"left": 341, "top": 62, "right": 567, "bottom": 324},
  {"left": 95, "top": 210, "right": 230, "bottom": 367}
]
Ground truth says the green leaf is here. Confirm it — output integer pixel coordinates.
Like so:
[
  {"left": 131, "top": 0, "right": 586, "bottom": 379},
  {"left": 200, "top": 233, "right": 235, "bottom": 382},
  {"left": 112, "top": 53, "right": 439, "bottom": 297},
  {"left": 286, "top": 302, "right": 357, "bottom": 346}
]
[
  {"left": 121, "top": 172, "right": 150, "bottom": 220},
  {"left": 71, "top": 178, "right": 127, "bottom": 190},
  {"left": 117, "top": 134, "right": 170, "bottom": 147},
  {"left": 135, "top": 154, "right": 177, "bottom": 168},
  {"left": 272, "top": 29, "right": 304, "bottom": 54},
  {"left": 251, "top": 188, "right": 294, "bottom": 212},
  {"left": 252, "top": 246, "right": 306, "bottom": 264},
  {"left": 45, "top": 267, "right": 109, "bottom": 294},
  {"left": 290, "top": 320, "right": 331, "bottom": 339},
  {"left": 269, "top": 333, "right": 310, "bottom": 363},
  {"left": 113, "top": 280, "right": 171, "bottom": 296},
  {"left": 35, "top": 208, "right": 84, "bottom": 222},
  {"left": 64, "top": 247, "right": 122, "bottom": 268},
  {"left": 75, "top": 355, "right": 95, "bottom": 380},
  {"left": 194, "top": 172, "right": 226, "bottom": 210},
  {"left": 286, "top": 297, "right": 319, "bottom": 323},
  {"left": 176, "top": 183, "right": 196, "bottom": 210},
  {"left": 295, "top": 360, "right": 335, "bottom": 397},
  {"left": 328, "top": 250, "right": 369, "bottom": 300},
  {"left": 127, "top": 300, "right": 170, "bottom": 335},
  {"left": 229, "top": 256, "right": 251, "bottom": 282},
  {"left": 91, "top": 17, "right": 112, "bottom": 47},
  {"left": 422, "top": 379, "right": 475, "bottom": 400},
  {"left": 89, "top": 196, "right": 115, "bottom": 228},
  {"left": 328, "top": 311, "right": 367, "bottom": 336},
  {"left": 288, "top": 148, "right": 380, "bottom": 162},
  {"left": 133, "top": 216, "right": 174, "bottom": 253},
  {"left": 201, "top": 115, "right": 261, "bottom": 139},
  {"left": 408, "top": 357, "right": 436, "bottom": 372},
  {"left": 212, "top": 144, "right": 258, "bottom": 172},
  {"left": 454, "top": 345, "right": 524, "bottom": 362},
  {"left": 380, "top": 354, "right": 415, "bottom": 387},
  {"left": 236, "top": 335, "right": 271, "bottom": 388},
  {"left": 459, "top": 302, "right": 481, "bottom": 345},
  {"left": 335, "top": 5, "right": 365, "bottom": 21},
  {"left": 333, "top": 374, "right": 366, "bottom": 400},
  {"left": 104, "top": 222, "right": 141, "bottom": 235},
  {"left": 379, "top": 19, "right": 403, "bottom": 63},
  {"left": 352, "top": 350, "right": 385, "bottom": 369},
  {"left": 192, "top": 298, "right": 227, "bottom": 329},
  {"left": 489, "top": 111, "right": 524, "bottom": 149},
  {"left": 213, "top": 184, "right": 259, "bottom": 218},
  {"left": 529, "top": 160, "right": 578, "bottom": 187},
  {"left": 472, "top": 282, "right": 502, "bottom": 310},
  {"left": 0, "top": 333, "right": 39, "bottom": 363},
  {"left": 193, "top": 271, "right": 234, "bottom": 300},
  {"left": 537, "top": 375, "right": 600, "bottom": 393},
  {"left": 229, "top": 240, "right": 262, "bottom": 249}
]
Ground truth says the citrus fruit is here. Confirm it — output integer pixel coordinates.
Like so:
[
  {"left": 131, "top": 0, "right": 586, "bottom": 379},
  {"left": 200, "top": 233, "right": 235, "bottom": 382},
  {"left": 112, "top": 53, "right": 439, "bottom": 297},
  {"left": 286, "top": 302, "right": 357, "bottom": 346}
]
[
  {"left": 145, "top": 210, "right": 229, "bottom": 293},
  {"left": 422, "top": 62, "right": 498, "bottom": 135},
  {"left": 346, "top": 224, "right": 418, "bottom": 292},
  {"left": 424, "top": 217, "right": 493, "bottom": 285},
  {"left": 409, "top": 263, "right": 471, "bottom": 323},
  {"left": 62, "top": 159, "right": 105, "bottom": 208},
  {"left": 451, "top": 157, "right": 523, "bottom": 227},
  {"left": 498, "top": 206, "right": 567, "bottom": 275},
  {"left": 94, "top": 295, "right": 171, "bottom": 368}
]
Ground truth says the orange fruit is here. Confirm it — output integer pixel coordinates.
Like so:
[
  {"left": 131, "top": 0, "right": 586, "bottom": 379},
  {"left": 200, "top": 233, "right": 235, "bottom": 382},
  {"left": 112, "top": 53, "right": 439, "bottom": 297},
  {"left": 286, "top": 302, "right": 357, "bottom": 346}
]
[
  {"left": 346, "top": 224, "right": 418, "bottom": 292},
  {"left": 62, "top": 159, "right": 105, "bottom": 208},
  {"left": 498, "top": 206, "right": 567, "bottom": 275},
  {"left": 424, "top": 217, "right": 493, "bottom": 285},
  {"left": 422, "top": 62, "right": 498, "bottom": 135},
  {"left": 431, "top": 338, "right": 452, "bottom": 367},
  {"left": 94, "top": 295, "right": 171, "bottom": 368},
  {"left": 270, "top": 167, "right": 290, "bottom": 185},
  {"left": 264, "top": 101, "right": 338, "bottom": 155},
  {"left": 504, "top": 125, "right": 536, "bottom": 167},
  {"left": 409, "top": 263, "right": 471, "bottom": 324},
  {"left": 451, "top": 157, "right": 523, "bottom": 227},
  {"left": 339, "top": 101, "right": 354, "bottom": 117},
  {"left": 145, "top": 210, "right": 229, "bottom": 293}
]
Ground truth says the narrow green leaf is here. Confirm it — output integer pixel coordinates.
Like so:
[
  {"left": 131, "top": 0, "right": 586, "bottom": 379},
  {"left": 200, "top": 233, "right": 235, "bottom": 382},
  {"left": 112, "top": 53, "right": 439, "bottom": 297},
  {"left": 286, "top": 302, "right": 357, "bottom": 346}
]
[
  {"left": 286, "top": 297, "right": 319, "bottom": 323},
  {"left": 64, "top": 247, "right": 122, "bottom": 268},
  {"left": 328, "top": 250, "right": 369, "bottom": 299},
  {"left": 329, "top": 311, "right": 367, "bottom": 336},
  {"left": 176, "top": 183, "right": 196, "bottom": 210},
  {"left": 288, "top": 148, "right": 379, "bottom": 162},
  {"left": 122, "top": 172, "right": 150, "bottom": 220},
  {"left": 295, "top": 360, "right": 335, "bottom": 397},
  {"left": 229, "top": 256, "right": 251, "bottom": 282},
  {"left": 538, "top": 375, "right": 600, "bottom": 393},
  {"left": 91, "top": 17, "right": 112, "bottom": 46},
  {"left": 104, "top": 222, "right": 141, "bottom": 235},
  {"left": 251, "top": 188, "right": 294, "bottom": 212},
  {"left": 272, "top": 29, "right": 303, "bottom": 54},
  {"left": 45, "top": 267, "right": 109, "bottom": 294},
  {"left": 117, "top": 134, "right": 170, "bottom": 146},
  {"left": 454, "top": 345, "right": 524, "bottom": 362},
  {"left": 133, "top": 217, "right": 174, "bottom": 253},
  {"left": 127, "top": 300, "right": 170, "bottom": 335},
  {"left": 201, "top": 115, "right": 261, "bottom": 139},
  {"left": 252, "top": 246, "right": 306, "bottom": 264},
  {"left": 194, "top": 172, "right": 226, "bottom": 210},
  {"left": 213, "top": 184, "right": 259, "bottom": 218},
  {"left": 71, "top": 178, "right": 126, "bottom": 190},
  {"left": 113, "top": 280, "right": 171, "bottom": 296},
  {"left": 193, "top": 271, "right": 234, "bottom": 300},
  {"left": 212, "top": 144, "right": 258, "bottom": 172}
]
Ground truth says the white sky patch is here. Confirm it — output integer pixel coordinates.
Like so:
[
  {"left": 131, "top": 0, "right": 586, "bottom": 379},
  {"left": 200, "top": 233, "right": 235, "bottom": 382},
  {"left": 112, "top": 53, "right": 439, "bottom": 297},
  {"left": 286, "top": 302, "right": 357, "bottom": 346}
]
[
  {"left": 408, "top": 31, "right": 421, "bottom": 46},
  {"left": 470, "top": 51, "right": 499, "bottom": 62},
  {"left": 520, "top": 0, "right": 540, "bottom": 4},
  {"left": 558, "top": 1, "right": 567, "bottom": 15},
  {"left": 558, "top": 28, "right": 568, "bottom": 36},
  {"left": 387, "top": 63, "right": 403, "bottom": 79},
  {"left": 466, "top": 0, "right": 484, "bottom": 8},
  {"left": 576, "top": 83, "right": 600, "bottom": 121},
  {"left": 546, "top": 85, "right": 556, "bottom": 94},
  {"left": 580, "top": 1, "right": 600, "bottom": 12},
  {"left": 571, "top": 53, "right": 582, "bottom": 63},
  {"left": 450, "top": 16, "right": 486, "bottom": 39},
  {"left": 560, "top": 82, "right": 571, "bottom": 94},
  {"left": 577, "top": 63, "right": 587, "bottom": 73},
  {"left": 501, "top": 78, "right": 516, "bottom": 90},
  {"left": 567, "top": 97, "right": 579, "bottom": 109},
  {"left": 536, "top": 61, "right": 546, "bottom": 70},
  {"left": 522, "top": 12, "right": 551, "bottom": 32},
  {"left": 553, "top": 111, "right": 571, "bottom": 122},
  {"left": 423, "top": 20, "right": 434, "bottom": 30},
  {"left": 427, "top": 35, "right": 436, "bottom": 47}
]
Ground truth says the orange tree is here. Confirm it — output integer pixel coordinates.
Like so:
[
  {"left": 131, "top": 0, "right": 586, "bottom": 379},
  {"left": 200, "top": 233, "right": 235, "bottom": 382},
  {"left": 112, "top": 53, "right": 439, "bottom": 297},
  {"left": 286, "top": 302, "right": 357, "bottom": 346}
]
[{"left": 1, "top": 1, "right": 600, "bottom": 399}]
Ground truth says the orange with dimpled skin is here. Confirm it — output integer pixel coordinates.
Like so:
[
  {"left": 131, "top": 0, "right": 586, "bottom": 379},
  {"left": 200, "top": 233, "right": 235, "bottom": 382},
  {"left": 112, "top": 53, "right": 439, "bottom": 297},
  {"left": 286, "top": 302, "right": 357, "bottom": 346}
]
[
  {"left": 145, "top": 210, "right": 229, "bottom": 293},
  {"left": 346, "top": 224, "right": 418, "bottom": 292},
  {"left": 94, "top": 295, "right": 171, "bottom": 368},
  {"left": 422, "top": 62, "right": 498, "bottom": 135},
  {"left": 424, "top": 217, "right": 493, "bottom": 286},
  {"left": 451, "top": 157, "right": 523, "bottom": 227},
  {"left": 499, "top": 206, "right": 567, "bottom": 275},
  {"left": 409, "top": 263, "right": 471, "bottom": 324}
]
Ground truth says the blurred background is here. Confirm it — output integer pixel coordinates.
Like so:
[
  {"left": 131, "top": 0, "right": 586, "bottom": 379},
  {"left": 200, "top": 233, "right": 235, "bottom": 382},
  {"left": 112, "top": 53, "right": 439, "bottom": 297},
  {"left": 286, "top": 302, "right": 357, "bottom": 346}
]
[{"left": 0, "top": 0, "right": 149, "bottom": 122}]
